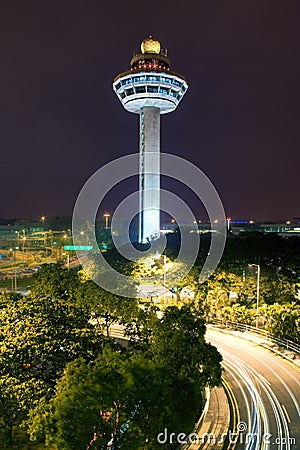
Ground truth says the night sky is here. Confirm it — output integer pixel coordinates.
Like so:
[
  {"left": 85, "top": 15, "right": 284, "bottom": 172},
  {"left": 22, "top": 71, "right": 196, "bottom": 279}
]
[{"left": 1, "top": 1, "right": 299, "bottom": 221}]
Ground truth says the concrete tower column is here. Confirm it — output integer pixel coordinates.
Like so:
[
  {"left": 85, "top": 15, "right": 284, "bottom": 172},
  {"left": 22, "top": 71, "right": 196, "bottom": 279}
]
[{"left": 139, "top": 106, "right": 160, "bottom": 243}]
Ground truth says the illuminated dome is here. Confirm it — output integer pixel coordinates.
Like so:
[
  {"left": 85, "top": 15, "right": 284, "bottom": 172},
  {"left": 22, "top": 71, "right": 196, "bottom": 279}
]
[{"left": 141, "top": 36, "right": 161, "bottom": 54}]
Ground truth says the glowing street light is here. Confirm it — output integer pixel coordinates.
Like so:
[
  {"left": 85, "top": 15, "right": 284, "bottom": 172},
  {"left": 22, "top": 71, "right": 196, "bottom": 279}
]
[
  {"left": 103, "top": 213, "right": 110, "bottom": 229},
  {"left": 227, "top": 217, "right": 231, "bottom": 231}
]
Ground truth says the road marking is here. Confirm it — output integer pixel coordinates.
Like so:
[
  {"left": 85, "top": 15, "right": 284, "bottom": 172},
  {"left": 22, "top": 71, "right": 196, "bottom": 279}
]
[
  {"left": 258, "top": 373, "right": 271, "bottom": 386},
  {"left": 222, "top": 378, "right": 240, "bottom": 450},
  {"left": 281, "top": 403, "right": 291, "bottom": 424}
]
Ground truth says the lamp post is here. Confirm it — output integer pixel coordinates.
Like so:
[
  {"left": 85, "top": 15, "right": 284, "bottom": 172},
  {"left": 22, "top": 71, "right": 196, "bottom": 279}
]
[
  {"left": 15, "top": 230, "right": 20, "bottom": 249},
  {"left": 163, "top": 254, "right": 166, "bottom": 304},
  {"left": 227, "top": 217, "right": 231, "bottom": 231},
  {"left": 249, "top": 263, "right": 260, "bottom": 328},
  {"left": 21, "top": 229, "right": 26, "bottom": 254},
  {"left": 155, "top": 253, "right": 167, "bottom": 304},
  {"left": 9, "top": 248, "right": 17, "bottom": 292},
  {"left": 103, "top": 213, "right": 110, "bottom": 230}
]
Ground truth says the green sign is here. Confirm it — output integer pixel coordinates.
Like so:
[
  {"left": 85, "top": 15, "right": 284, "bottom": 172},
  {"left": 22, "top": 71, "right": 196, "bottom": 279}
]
[{"left": 64, "top": 245, "right": 93, "bottom": 251}]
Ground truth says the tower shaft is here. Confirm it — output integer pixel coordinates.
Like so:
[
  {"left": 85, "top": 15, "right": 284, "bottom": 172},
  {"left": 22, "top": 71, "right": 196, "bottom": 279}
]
[{"left": 139, "top": 106, "right": 160, "bottom": 243}]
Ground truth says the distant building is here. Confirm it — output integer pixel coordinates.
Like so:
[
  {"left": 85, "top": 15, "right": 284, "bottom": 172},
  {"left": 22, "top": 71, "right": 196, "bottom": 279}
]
[
  {"left": 229, "top": 220, "right": 300, "bottom": 236},
  {"left": 161, "top": 220, "right": 300, "bottom": 237}
]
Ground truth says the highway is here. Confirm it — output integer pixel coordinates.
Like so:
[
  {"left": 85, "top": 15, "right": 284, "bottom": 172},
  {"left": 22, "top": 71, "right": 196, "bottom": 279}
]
[{"left": 206, "top": 327, "right": 300, "bottom": 450}]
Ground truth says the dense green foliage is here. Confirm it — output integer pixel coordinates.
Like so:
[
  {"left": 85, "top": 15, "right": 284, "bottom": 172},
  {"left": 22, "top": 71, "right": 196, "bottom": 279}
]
[
  {"left": 0, "top": 272, "right": 110, "bottom": 447},
  {"left": 28, "top": 306, "right": 221, "bottom": 449},
  {"left": 1, "top": 232, "right": 299, "bottom": 447},
  {"left": 171, "top": 233, "right": 300, "bottom": 341},
  {"left": 0, "top": 264, "right": 222, "bottom": 449}
]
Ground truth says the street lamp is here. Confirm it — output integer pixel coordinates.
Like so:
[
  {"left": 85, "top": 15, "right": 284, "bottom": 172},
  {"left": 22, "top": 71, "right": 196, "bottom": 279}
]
[
  {"left": 9, "top": 248, "right": 17, "bottom": 292},
  {"left": 227, "top": 217, "right": 231, "bottom": 231},
  {"left": 103, "top": 213, "right": 110, "bottom": 229},
  {"left": 22, "top": 235, "right": 26, "bottom": 253},
  {"left": 249, "top": 263, "right": 260, "bottom": 328},
  {"left": 14, "top": 230, "right": 20, "bottom": 253}
]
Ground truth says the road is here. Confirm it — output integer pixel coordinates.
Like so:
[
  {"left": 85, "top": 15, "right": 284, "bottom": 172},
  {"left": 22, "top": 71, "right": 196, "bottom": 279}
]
[{"left": 206, "top": 327, "right": 300, "bottom": 450}]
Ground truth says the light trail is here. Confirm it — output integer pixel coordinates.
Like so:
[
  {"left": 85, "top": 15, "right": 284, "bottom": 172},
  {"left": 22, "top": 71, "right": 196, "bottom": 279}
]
[{"left": 207, "top": 328, "right": 299, "bottom": 450}]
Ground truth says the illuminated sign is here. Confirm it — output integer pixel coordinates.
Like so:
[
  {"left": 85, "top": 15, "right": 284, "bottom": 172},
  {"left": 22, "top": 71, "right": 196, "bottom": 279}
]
[{"left": 64, "top": 245, "right": 93, "bottom": 251}]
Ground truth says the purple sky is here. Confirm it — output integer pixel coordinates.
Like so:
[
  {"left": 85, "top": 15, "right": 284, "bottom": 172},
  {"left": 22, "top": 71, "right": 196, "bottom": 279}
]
[{"left": 1, "top": 1, "right": 299, "bottom": 221}]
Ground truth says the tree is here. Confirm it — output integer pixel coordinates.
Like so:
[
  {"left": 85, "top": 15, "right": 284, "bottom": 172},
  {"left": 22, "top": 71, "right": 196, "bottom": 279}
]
[
  {"left": 29, "top": 349, "right": 127, "bottom": 449},
  {"left": 0, "top": 292, "right": 108, "bottom": 447},
  {"left": 263, "top": 302, "right": 300, "bottom": 342},
  {"left": 150, "top": 306, "right": 222, "bottom": 387},
  {"left": 30, "top": 264, "right": 80, "bottom": 302},
  {"left": 78, "top": 249, "right": 138, "bottom": 298},
  {"left": 76, "top": 278, "right": 139, "bottom": 336},
  {"left": 221, "top": 304, "right": 255, "bottom": 325},
  {"left": 166, "top": 264, "right": 199, "bottom": 304},
  {"left": 124, "top": 304, "right": 159, "bottom": 349},
  {"left": 29, "top": 348, "right": 183, "bottom": 449},
  {"left": 258, "top": 271, "right": 295, "bottom": 305},
  {"left": 29, "top": 306, "right": 223, "bottom": 449}
]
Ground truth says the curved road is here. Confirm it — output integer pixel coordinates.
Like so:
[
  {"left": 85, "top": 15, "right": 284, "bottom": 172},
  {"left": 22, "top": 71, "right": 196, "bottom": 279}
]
[{"left": 206, "top": 327, "right": 300, "bottom": 450}]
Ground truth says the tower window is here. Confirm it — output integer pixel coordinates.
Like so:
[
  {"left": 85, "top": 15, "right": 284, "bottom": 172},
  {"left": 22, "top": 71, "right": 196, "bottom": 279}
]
[
  {"left": 115, "top": 82, "right": 121, "bottom": 90},
  {"left": 147, "top": 86, "right": 159, "bottom": 93},
  {"left": 135, "top": 86, "right": 146, "bottom": 94},
  {"left": 146, "top": 75, "right": 161, "bottom": 82},
  {"left": 133, "top": 76, "right": 146, "bottom": 83},
  {"left": 120, "top": 92, "right": 126, "bottom": 99},
  {"left": 125, "top": 88, "right": 134, "bottom": 96},
  {"left": 159, "top": 87, "right": 169, "bottom": 95},
  {"left": 170, "top": 90, "right": 178, "bottom": 97},
  {"left": 172, "top": 80, "right": 182, "bottom": 87},
  {"left": 121, "top": 78, "right": 132, "bottom": 86},
  {"left": 161, "top": 76, "right": 172, "bottom": 84}
]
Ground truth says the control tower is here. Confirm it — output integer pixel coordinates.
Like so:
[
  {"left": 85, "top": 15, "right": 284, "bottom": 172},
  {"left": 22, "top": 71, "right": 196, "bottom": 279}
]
[{"left": 113, "top": 36, "right": 188, "bottom": 243}]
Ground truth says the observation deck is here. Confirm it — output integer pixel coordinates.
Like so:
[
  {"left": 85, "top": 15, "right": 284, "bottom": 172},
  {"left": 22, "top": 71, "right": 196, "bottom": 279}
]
[{"left": 113, "top": 36, "right": 188, "bottom": 114}]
